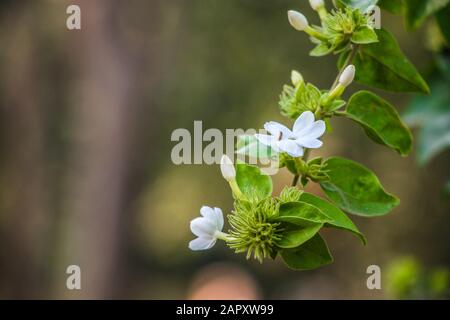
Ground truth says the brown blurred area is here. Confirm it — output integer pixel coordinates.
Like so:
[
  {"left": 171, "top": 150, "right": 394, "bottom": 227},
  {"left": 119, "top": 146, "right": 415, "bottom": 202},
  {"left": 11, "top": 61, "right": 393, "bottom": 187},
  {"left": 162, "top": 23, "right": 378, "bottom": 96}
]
[{"left": 0, "top": 0, "right": 448, "bottom": 299}]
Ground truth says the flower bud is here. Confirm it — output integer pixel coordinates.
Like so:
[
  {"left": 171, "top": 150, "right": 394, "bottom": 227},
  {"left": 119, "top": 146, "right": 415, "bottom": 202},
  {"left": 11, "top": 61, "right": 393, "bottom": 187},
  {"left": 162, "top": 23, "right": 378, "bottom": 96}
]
[
  {"left": 287, "top": 10, "right": 308, "bottom": 31},
  {"left": 291, "top": 70, "right": 303, "bottom": 87},
  {"left": 220, "top": 155, "right": 236, "bottom": 181},
  {"left": 309, "top": 0, "right": 324, "bottom": 11},
  {"left": 339, "top": 65, "right": 356, "bottom": 87}
]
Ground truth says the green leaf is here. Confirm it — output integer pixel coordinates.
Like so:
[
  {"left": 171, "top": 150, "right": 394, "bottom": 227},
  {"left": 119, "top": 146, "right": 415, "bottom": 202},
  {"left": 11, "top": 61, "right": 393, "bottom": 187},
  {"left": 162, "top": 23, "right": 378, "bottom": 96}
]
[
  {"left": 299, "top": 192, "right": 366, "bottom": 244},
  {"left": 320, "top": 157, "right": 400, "bottom": 216},
  {"left": 436, "top": 4, "right": 450, "bottom": 45},
  {"left": 276, "top": 224, "right": 323, "bottom": 249},
  {"left": 405, "top": 0, "right": 450, "bottom": 30},
  {"left": 273, "top": 201, "right": 332, "bottom": 226},
  {"left": 326, "top": 99, "right": 347, "bottom": 112},
  {"left": 378, "top": 0, "right": 405, "bottom": 14},
  {"left": 235, "top": 163, "right": 273, "bottom": 200},
  {"left": 403, "top": 74, "right": 450, "bottom": 165},
  {"left": 281, "top": 234, "right": 333, "bottom": 270},
  {"left": 416, "top": 116, "right": 450, "bottom": 165},
  {"left": 310, "top": 43, "right": 335, "bottom": 57},
  {"left": 335, "top": 0, "right": 379, "bottom": 11},
  {"left": 339, "top": 28, "right": 429, "bottom": 93},
  {"left": 345, "top": 91, "right": 413, "bottom": 156},
  {"left": 351, "top": 26, "right": 379, "bottom": 44},
  {"left": 236, "top": 135, "right": 274, "bottom": 159}
]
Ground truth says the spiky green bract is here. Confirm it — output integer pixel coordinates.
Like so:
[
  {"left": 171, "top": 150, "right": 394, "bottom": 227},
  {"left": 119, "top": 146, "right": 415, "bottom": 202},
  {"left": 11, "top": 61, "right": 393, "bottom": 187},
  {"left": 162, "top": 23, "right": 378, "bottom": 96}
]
[
  {"left": 228, "top": 197, "right": 282, "bottom": 263},
  {"left": 324, "top": 7, "right": 369, "bottom": 38},
  {"left": 279, "top": 83, "right": 322, "bottom": 119},
  {"left": 310, "top": 7, "right": 377, "bottom": 56},
  {"left": 277, "top": 187, "right": 304, "bottom": 203}
]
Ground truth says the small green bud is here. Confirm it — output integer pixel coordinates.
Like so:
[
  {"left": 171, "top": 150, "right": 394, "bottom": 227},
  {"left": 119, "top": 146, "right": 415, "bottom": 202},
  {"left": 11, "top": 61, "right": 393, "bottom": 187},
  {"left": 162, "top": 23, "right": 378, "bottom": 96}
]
[{"left": 291, "top": 70, "right": 304, "bottom": 87}]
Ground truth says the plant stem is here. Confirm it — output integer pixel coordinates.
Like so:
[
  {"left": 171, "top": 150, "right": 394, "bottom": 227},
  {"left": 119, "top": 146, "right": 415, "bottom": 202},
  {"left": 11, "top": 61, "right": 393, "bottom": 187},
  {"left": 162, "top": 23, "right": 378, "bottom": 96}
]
[
  {"left": 291, "top": 174, "right": 300, "bottom": 187},
  {"left": 215, "top": 231, "right": 233, "bottom": 242},
  {"left": 291, "top": 47, "right": 359, "bottom": 188},
  {"left": 331, "top": 44, "right": 359, "bottom": 90},
  {"left": 333, "top": 110, "right": 347, "bottom": 117},
  {"left": 291, "top": 149, "right": 311, "bottom": 187}
]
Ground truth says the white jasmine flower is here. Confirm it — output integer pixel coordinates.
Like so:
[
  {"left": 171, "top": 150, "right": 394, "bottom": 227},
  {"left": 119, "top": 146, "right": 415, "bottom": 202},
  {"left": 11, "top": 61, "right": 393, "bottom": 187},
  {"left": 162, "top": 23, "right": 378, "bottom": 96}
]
[
  {"left": 293, "top": 111, "right": 326, "bottom": 149},
  {"left": 288, "top": 10, "right": 308, "bottom": 31},
  {"left": 189, "top": 206, "right": 225, "bottom": 251},
  {"left": 220, "top": 155, "right": 235, "bottom": 181},
  {"left": 255, "top": 111, "right": 326, "bottom": 157},
  {"left": 256, "top": 121, "right": 302, "bottom": 157},
  {"left": 339, "top": 65, "right": 356, "bottom": 87}
]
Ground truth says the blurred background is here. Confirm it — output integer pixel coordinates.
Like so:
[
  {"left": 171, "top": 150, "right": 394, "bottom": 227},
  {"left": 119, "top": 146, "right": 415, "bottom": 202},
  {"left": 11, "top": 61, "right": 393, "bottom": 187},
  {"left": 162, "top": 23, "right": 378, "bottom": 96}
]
[{"left": 0, "top": 0, "right": 448, "bottom": 299}]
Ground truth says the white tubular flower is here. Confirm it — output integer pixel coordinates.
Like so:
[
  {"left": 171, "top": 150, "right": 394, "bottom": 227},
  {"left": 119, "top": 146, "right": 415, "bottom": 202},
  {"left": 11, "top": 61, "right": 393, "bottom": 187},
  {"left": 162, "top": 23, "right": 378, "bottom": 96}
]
[
  {"left": 339, "top": 65, "right": 356, "bottom": 87},
  {"left": 287, "top": 10, "right": 308, "bottom": 31},
  {"left": 309, "top": 0, "right": 324, "bottom": 11},
  {"left": 255, "top": 111, "right": 325, "bottom": 157},
  {"left": 291, "top": 70, "right": 304, "bottom": 87},
  {"left": 189, "top": 206, "right": 224, "bottom": 251},
  {"left": 220, "top": 155, "right": 235, "bottom": 181},
  {"left": 256, "top": 121, "right": 303, "bottom": 157},
  {"left": 292, "top": 111, "right": 326, "bottom": 148}
]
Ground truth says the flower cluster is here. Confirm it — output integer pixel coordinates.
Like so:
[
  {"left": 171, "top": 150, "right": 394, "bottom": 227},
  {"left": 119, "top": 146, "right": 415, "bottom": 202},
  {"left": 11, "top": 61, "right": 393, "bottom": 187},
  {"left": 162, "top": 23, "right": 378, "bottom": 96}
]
[
  {"left": 288, "top": 0, "right": 378, "bottom": 57},
  {"left": 188, "top": 110, "right": 327, "bottom": 261},
  {"left": 186, "top": 0, "right": 417, "bottom": 270},
  {"left": 279, "top": 65, "right": 355, "bottom": 119},
  {"left": 255, "top": 111, "right": 326, "bottom": 157}
]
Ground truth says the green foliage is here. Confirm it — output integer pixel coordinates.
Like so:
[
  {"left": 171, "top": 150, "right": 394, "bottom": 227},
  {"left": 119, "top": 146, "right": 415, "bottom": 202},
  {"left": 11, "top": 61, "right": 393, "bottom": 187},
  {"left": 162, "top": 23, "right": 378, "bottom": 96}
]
[
  {"left": 378, "top": 0, "right": 405, "bottom": 15},
  {"left": 276, "top": 223, "right": 323, "bottom": 249},
  {"left": 310, "top": 6, "right": 378, "bottom": 57},
  {"left": 320, "top": 157, "right": 400, "bottom": 216},
  {"left": 379, "top": 0, "right": 450, "bottom": 32},
  {"left": 194, "top": 0, "right": 429, "bottom": 270},
  {"left": 403, "top": 66, "right": 450, "bottom": 165},
  {"left": 404, "top": 0, "right": 450, "bottom": 30},
  {"left": 280, "top": 234, "right": 333, "bottom": 270},
  {"left": 351, "top": 26, "right": 379, "bottom": 44},
  {"left": 338, "top": 29, "right": 429, "bottom": 93},
  {"left": 279, "top": 82, "right": 322, "bottom": 119},
  {"left": 273, "top": 202, "right": 331, "bottom": 226},
  {"left": 386, "top": 256, "right": 449, "bottom": 299},
  {"left": 235, "top": 163, "right": 273, "bottom": 200},
  {"left": 299, "top": 192, "right": 366, "bottom": 244},
  {"left": 228, "top": 197, "right": 281, "bottom": 263},
  {"left": 277, "top": 186, "right": 303, "bottom": 203},
  {"left": 386, "top": 256, "right": 422, "bottom": 299},
  {"left": 436, "top": 5, "right": 450, "bottom": 44},
  {"left": 344, "top": 91, "right": 413, "bottom": 156}
]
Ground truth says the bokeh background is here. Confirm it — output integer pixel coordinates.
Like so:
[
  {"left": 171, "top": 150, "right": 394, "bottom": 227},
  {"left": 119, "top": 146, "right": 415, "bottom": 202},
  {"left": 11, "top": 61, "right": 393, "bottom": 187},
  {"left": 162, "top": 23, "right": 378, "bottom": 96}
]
[{"left": 0, "top": 0, "right": 448, "bottom": 299}]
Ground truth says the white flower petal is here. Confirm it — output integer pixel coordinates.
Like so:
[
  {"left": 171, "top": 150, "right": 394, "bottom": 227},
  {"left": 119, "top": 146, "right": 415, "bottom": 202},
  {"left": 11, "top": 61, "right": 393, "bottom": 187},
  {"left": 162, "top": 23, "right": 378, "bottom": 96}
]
[
  {"left": 264, "top": 121, "right": 293, "bottom": 139},
  {"left": 190, "top": 217, "right": 216, "bottom": 238},
  {"left": 339, "top": 65, "right": 355, "bottom": 87},
  {"left": 220, "top": 155, "right": 236, "bottom": 181},
  {"left": 255, "top": 134, "right": 276, "bottom": 147},
  {"left": 276, "top": 140, "right": 304, "bottom": 157},
  {"left": 293, "top": 111, "right": 315, "bottom": 134},
  {"left": 288, "top": 10, "right": 309, "bottom": 31},
  {"left": 189, "top": 237, "right": 216, "bottom": 251},
  {"left": 200, "top": 206, "right": 216, "bottom": 219},
  {"left": 301, "top": 120, "right": 326, "bottom": 140},
  {"left": 296, "top": 137, "right": 323, "bottom": 148},
  {"left": 213, "top": 207, "right": 224, "bottom": 231}
]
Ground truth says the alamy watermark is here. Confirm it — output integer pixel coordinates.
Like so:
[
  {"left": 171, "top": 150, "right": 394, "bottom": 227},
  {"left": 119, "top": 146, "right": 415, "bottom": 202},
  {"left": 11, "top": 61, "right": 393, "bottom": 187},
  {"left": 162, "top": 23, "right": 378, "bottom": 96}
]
[{"left": 171, "top": 121, "right": 281, "bottom": 175}]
